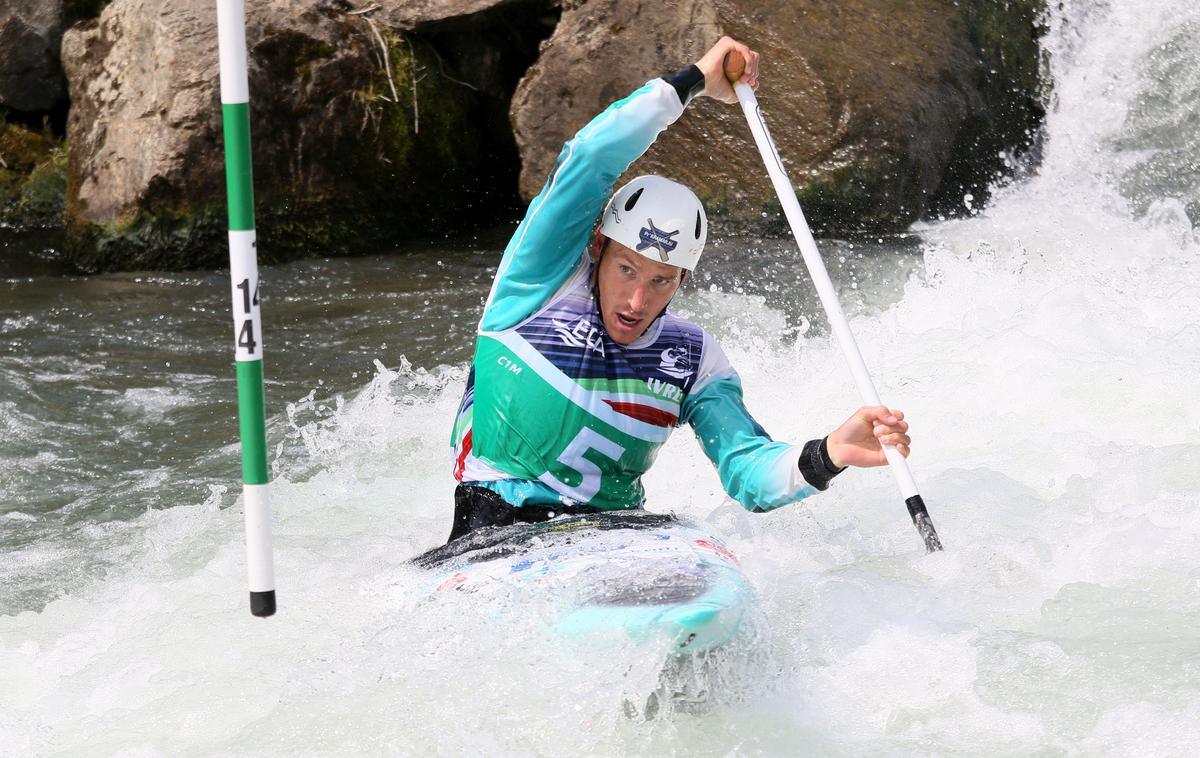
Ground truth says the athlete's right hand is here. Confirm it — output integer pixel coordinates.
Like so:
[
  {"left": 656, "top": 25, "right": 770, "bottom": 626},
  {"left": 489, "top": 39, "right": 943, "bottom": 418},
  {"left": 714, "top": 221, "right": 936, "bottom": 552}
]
[
  {"left": 696, "top": 36, "right": 760, "bottom": 104},
  {"left": 826, "top": 406, "right": 911, "bottom": 469}
]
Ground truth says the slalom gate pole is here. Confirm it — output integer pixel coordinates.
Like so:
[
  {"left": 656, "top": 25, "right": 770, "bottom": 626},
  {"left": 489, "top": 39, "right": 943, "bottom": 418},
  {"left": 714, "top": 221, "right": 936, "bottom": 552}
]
[
  {"left": 216, "top": 0, "right": 278, "bottom": 614},
  {"left": 732, "top": 80, "right": 944, "bottom": 553}
]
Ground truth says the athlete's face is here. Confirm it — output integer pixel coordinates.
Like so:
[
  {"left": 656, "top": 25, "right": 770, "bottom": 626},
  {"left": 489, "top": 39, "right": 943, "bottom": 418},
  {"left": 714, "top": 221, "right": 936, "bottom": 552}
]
[{"left": 595, "top": 240, "right": 684, "bottom": 344}]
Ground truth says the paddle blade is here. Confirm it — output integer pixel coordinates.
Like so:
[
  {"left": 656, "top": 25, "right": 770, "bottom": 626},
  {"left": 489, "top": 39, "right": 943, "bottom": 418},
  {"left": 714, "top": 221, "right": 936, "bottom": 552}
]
[{"left": 905, "top": 495, "right": 944, "bottom": 552}]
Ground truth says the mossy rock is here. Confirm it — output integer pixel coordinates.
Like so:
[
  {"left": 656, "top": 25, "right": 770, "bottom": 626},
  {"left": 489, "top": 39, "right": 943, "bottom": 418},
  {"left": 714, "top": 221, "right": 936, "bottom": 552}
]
[
  {"left": 66, "top": 206, "right": 225, "bottom": 272},
  {"left": 0, "top": 122, "right": 57, "bottom": 174},
  {"left": 64, "top": 30, "right": 505, "bottom": 271},
  {"left": 19, "top": 147, "right": 68, "bottom": 223},
  {"left": 346, "top": 34, "right": 485, "bottom": 234},
  {"left": 793, "top": 157, "right": 927, "bottom": 236},
  {"left": 0, "top": 123, "right": 66, "bottom": 227},
  {"left": 703, "top": 157, "right": 925, "bottom": 238}
]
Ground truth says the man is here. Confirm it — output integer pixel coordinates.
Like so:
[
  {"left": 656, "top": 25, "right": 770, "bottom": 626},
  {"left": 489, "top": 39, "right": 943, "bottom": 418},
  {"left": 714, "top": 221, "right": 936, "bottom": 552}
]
[{"left": 447, "top": 37, "right": 911, "bottom": 541}]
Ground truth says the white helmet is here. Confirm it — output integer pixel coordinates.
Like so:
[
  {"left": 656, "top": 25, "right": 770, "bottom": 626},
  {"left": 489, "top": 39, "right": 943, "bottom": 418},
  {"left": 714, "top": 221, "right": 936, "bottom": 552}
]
[{"left": 599, "top": 175, "right": 707, "bottom": 271}]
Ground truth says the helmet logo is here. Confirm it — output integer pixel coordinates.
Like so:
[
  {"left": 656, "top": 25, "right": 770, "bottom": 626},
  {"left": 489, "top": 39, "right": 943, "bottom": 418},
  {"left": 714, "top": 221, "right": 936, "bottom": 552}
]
[{"left": 636, "top": 219, "right": 680, "bottom": 263}]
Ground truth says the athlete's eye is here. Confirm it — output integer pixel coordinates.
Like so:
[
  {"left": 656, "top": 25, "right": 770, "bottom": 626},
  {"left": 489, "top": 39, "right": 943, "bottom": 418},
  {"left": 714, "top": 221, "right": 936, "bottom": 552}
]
[{"left": 618, "top": 265, "right": 634, "bottom": 276}]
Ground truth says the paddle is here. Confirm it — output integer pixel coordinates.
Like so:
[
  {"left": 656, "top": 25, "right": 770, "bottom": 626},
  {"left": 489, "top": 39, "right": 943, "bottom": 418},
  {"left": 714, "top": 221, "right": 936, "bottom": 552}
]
[{"left": 724, "top": 52, "right": 944, "bottom": 553}]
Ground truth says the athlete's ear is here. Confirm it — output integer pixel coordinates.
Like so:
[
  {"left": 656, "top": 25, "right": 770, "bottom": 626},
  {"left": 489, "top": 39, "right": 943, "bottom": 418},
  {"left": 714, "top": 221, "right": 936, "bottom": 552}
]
[
  {"left": 590, "top": 234, "right": 606, "bottom": 290},
  {"left": 589, "top": 228, "right": 606, "bottom": 263}
]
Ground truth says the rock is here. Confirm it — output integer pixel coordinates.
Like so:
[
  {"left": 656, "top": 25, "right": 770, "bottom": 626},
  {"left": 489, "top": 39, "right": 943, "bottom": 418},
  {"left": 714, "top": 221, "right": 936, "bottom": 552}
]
[
  {"left": 53, "top": 0, "right": 1043, "bottom": 270},
  {"left": 930, "top": 0, "right": 1045, "bottom": 217},
  {"left": 0, "top": 0, "right": 67, "bottom": 112},
  {"left": 511, "top": 0, "right": 1045, "bottom": 234},
  {"left": 59, "top": 0, "right": 553, "bottom": 271},
  {"left": 375, "top": 0, "right": 533, "bottom": 29}
]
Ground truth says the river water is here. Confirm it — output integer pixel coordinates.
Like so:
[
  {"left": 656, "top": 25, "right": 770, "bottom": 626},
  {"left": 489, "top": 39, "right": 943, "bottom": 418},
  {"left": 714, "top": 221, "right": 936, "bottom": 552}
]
[{"left": 3, "top": 0, "right": 1200, "bottom": 753}]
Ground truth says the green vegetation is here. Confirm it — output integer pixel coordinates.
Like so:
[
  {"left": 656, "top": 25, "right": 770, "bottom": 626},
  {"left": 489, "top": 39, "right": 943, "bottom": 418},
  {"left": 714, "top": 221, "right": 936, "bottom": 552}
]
[
  {"left": 1, "top": 122, "right": 67, "bottom": 228},
  {"left": 350, "top": 32, "right": 483, "bottom": 223},
  {"left": 293, "top": 39, "right": 336, "bottom": 79},
  {"left": 704, "top": 157, "right": 924, "bottom": 238},
  {"left": 19, "top": 146, "right": 68, "bottom": 223},
  {"left": 67, "top": 206, "right": 224, "bottom": 272}
]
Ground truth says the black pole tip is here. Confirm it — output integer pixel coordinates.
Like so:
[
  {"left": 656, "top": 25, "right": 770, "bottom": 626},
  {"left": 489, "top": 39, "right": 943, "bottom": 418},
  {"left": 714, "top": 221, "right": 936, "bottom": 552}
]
[
  {"left": 250, "top": 590, "right": 276, "bottom": 617},
  {"left": 904, "top": 495, "right": 944, "bottom": 553}
]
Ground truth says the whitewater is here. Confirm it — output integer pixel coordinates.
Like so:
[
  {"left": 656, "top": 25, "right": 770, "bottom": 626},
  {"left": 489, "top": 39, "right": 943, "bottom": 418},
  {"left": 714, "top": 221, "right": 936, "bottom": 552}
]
[{"left": 3, "top": 0, "right": 1200, "bottom": 753}]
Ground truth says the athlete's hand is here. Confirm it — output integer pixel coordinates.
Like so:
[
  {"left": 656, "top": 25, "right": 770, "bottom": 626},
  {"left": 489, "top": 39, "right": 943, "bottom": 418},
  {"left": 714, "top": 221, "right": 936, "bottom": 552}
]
[
  {"left": 826, "top": 406, "right": 911, "bottom": 469},
  {"left": 695, "top": 36, "right": 759, "bottom": 104}
]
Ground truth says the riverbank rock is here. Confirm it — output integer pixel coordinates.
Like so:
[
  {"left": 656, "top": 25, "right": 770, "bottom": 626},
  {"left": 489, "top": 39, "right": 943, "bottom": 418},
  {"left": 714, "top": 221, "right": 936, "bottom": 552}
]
[
  {"left": 59, "top": 0, "right": 555, "bottom": 271},
  {"left": 52, "top": 0, "right": 1041, "bottom": 271},
  {"left": 0, "top": 0, "right": 67, "bottom": 112},
  {"left": 511, "top": 0, "right": 1044, "bottom": 235}
]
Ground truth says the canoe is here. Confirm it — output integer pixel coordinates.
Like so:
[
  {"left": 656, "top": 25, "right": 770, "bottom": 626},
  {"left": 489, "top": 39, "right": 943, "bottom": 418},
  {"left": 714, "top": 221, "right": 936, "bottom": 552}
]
[{"left": 412, "top": 511, "right": 757, "bottom": 654}]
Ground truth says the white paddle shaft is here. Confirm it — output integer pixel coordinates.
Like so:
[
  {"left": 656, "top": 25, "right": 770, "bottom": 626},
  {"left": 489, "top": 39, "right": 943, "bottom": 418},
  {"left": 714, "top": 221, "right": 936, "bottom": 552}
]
[{"left": 733, "top": 82, "right": 920, "bottom": 500}]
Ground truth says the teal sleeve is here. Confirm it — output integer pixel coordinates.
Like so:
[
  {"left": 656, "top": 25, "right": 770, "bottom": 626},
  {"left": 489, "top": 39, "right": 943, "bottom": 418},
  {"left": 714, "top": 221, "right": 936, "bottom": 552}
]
[
  {"left": 682, "top": 372, "right": 818, "bottom": 513},
  {"left": 479, "top": 79, "right": 687, "bottom": 332}
]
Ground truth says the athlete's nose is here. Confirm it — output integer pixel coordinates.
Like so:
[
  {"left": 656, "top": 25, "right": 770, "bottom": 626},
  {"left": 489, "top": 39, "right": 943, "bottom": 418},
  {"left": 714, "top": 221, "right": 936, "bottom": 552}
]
[{"left": 628, "top": 283, "right": 647, "bottom": 313}]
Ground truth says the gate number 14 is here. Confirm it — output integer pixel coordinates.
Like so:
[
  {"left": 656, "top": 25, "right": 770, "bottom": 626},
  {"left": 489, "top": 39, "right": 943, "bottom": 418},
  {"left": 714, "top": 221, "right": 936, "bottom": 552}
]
[{"left": 236, "top": 277, "right": 259, "bottom": 355}]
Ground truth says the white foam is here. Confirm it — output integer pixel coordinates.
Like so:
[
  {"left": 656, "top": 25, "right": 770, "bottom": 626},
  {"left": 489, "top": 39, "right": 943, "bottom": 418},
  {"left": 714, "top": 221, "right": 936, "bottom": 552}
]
[{"left": 117, "top": 386, "right": 195, "bottom": 422}]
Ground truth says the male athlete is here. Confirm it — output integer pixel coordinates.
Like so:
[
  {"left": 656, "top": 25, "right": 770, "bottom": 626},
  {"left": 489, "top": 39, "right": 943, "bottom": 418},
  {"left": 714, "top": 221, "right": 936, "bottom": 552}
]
[{"left": 447, "top": 37, "right": 911, "bottom": 541}]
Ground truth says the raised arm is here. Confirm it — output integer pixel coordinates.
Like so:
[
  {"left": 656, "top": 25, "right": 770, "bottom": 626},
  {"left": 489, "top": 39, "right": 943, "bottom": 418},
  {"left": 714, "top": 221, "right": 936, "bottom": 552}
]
[{"left": 479, "top": 71, "right": 708, "bottom": 333}]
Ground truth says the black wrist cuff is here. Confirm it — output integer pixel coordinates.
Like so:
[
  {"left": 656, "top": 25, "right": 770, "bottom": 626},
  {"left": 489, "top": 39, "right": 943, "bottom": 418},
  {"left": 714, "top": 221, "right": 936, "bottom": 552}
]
[
  {"left": 662, "top": 65, "right": 705, "bottom": 107},
  {"left": 798, "top": 437, "right": 847, "bottom": 491}
]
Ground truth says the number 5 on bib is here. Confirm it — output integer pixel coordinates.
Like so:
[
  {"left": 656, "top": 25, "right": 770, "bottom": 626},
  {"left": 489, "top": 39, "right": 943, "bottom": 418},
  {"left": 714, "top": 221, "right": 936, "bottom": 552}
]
[{"left": 539, "top": 428, "right": 625, "bottom": 503}]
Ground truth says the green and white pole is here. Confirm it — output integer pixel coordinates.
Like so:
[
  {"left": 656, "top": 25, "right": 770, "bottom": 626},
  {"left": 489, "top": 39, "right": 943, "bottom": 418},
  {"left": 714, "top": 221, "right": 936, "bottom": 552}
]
[{"left": 217, "top": 0, "right": 276, "bottom": 616}]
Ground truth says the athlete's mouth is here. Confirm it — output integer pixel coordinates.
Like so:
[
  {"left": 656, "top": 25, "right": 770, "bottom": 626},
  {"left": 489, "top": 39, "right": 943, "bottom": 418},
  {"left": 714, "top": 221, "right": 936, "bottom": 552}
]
[{"left": 615, "top": 312, "right": 642, "bottom": 329}]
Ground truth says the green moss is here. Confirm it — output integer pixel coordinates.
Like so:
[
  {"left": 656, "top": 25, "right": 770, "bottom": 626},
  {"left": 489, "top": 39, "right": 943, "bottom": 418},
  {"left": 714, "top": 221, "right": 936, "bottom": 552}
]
[
  {"left": 294, "top": 40, "right": 336, "bottom": 79},
  {"left": 1, "top": 124, "right": 66, "bottom": 227},
  {"left": 696, "top": 156, "right": 923, "bottom": 238},
  {"left": 66, "top": 206, "right": 225, "bottom": 272},
  {"left": 967, "top": 0, "right": 1047, "bottom": 102},
  {"left": 296, "top": 41, "right": 335, "bottom": 66},
  {"left": 0, "top": 123, "right": 56, "bottom": 173},
  {"left": 63, "top": 191, "right": 397, "bottom": 272},
  {"left": 347, "top": 33, "right": 485, "bottom": 233},
  {"left": 0, "top": 168, "right": 21, "bottom": 209},
  {"left": 19, "top": 147, "right": 68, "bottom": 223}
]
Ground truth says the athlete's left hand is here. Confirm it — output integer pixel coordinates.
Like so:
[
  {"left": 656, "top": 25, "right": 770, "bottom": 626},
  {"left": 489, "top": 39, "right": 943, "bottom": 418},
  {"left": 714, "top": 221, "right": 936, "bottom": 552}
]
[{"left": 826, "top": 406, "right": 911, "bottom": 469}]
